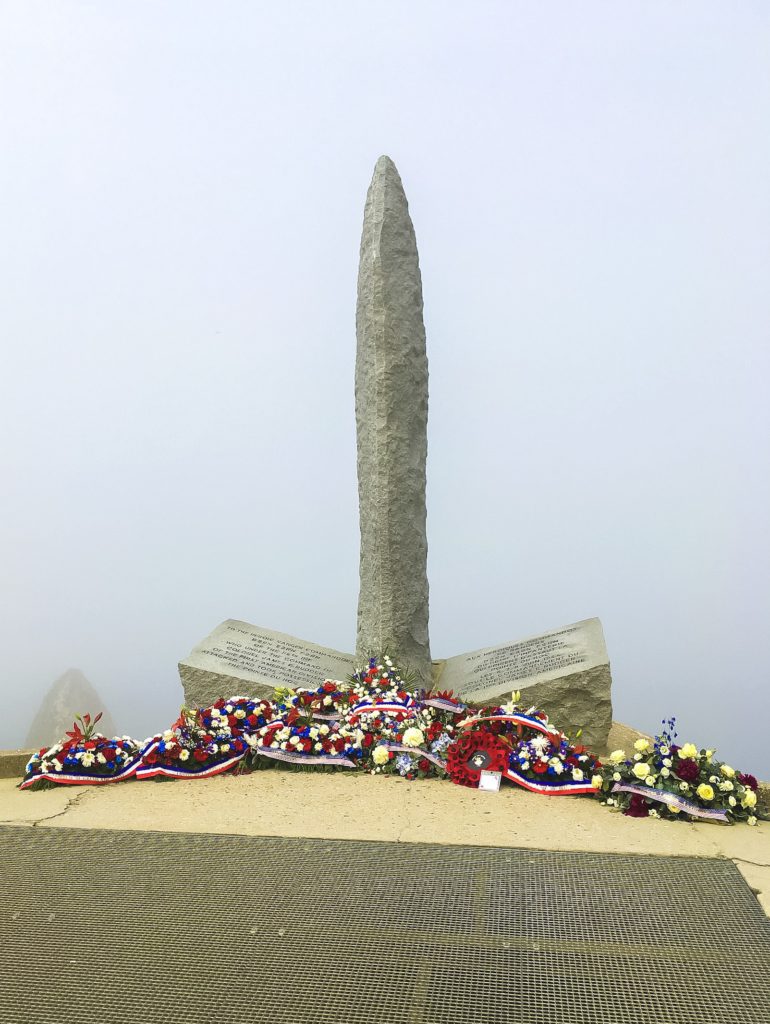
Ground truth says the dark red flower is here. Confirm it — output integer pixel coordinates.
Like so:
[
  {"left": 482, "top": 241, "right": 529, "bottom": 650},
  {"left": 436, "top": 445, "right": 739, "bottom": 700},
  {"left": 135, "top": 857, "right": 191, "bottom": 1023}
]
[
  {"left": 323, "top": 681, "right": 336, "bottom": 693},
  {"left": 362, "top": 734, "right": 374, "bottom": 748},
  {"left": 144, "top": 751, "right": 158, "bottom": 765},
  {"left": 624, "top": 794, "right": 650, "bottom": 818},
  {"left": 533, "top": 761, "right": 549, "bottom": 774},
  {"left": 675, "top": 759, "right": 700, "bottom": 783},
  {"left": 418, "top": 758, "right": 431, "bottom": 773},
  {"left": 193, "top": 749, "right": 208, "bottom": 762},
  {"left": 103, "top": 748, "right": 117, "bottom": 762},
  {"left": 737, "top": 773, "right": 758, "bottom": 792}
]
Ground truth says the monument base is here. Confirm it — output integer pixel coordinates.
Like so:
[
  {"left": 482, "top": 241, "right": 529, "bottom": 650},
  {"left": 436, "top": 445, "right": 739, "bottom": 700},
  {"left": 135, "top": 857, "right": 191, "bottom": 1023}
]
[{"left": 179, "top": 617, "right": 612, "bottom": 751}]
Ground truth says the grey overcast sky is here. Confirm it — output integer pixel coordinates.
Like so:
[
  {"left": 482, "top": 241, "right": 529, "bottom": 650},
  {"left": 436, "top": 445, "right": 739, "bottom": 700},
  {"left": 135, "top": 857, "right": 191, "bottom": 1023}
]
[{"left": 1, "top": 2, "right": 769, "bottom": 776}]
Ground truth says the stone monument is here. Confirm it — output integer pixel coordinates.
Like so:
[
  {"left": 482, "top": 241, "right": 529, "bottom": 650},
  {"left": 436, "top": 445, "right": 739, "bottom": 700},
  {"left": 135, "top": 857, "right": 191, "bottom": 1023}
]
[
  {"left": 355, "top": 156, "right": 431, "bottom": 688},
  {"left": 26, "top": 668, "right": 117, "bottom": 748},
  {"left": 180, "top": 156, "right": 613, "bottom": 750}
]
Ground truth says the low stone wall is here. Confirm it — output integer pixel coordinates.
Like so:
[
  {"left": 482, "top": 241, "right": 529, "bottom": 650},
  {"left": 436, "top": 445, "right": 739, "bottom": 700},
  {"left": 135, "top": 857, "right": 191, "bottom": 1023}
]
[{"left": 0, "top": 750, "right": 33, "bottom": 781}]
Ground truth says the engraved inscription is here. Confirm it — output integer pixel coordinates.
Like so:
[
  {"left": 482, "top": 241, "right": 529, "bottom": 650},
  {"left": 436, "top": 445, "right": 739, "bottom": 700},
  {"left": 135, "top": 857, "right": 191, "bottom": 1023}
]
[
  {"left": 197, "top": 625, "right": 354, "bottom": 688},
  {"left": 461, "top": 626, "right": 588, "bottom": 690}
]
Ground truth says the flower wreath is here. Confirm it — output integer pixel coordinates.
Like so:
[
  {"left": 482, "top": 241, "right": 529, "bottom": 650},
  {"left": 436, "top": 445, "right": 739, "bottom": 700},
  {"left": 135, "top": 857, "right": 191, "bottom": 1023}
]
[{"left": 445, "top": 729, "right": 509, "bottom": 788}]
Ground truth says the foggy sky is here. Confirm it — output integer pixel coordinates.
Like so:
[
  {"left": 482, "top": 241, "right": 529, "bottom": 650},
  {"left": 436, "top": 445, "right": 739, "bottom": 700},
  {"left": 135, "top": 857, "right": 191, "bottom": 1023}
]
[{"left": 1, "top": 3, "right": 769, "bottom": 777}]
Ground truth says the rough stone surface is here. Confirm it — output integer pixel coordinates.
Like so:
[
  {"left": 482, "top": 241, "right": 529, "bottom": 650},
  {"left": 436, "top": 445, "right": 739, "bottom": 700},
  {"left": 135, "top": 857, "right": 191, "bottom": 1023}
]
[
  {"left": 355, "top": 155, "right": 431, "bottom": 687},
  {"left": 0, "top": 750, "right": 34, "bottom": 780},
  {"left": 436, "top": 618, "right": 613, "bottom": 750},
  {"left": 180, "top": 620, "right": 356, "bottom": 708},
  {"left": 25, "top": 668, "right": 117, "bottom": 749}
]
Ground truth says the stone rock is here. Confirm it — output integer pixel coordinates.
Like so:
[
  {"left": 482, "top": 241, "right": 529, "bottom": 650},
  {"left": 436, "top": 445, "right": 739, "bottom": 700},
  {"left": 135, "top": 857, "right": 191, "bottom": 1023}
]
[
  {"left": 25, "top": 668, "right": 117, "bottom": 748},
  {"left": 355, "top": 155, "right": 432, "bottom": 688},
  {"left": 179, "top": 620, "right": 356, "bottom": 708},
  {"left": 436, "top": 618, "right": 613, "bottom": 751}
]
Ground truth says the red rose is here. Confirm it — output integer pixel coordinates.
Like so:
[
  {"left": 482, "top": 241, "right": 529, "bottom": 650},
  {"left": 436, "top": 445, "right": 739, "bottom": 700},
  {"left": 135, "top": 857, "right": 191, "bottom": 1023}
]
[
  {"left": 103, "top": 748, "right": 117, "bottom": 762},
  {"left": 247, "top": 714, "right": 258, "bottom": 726},
  {"left": 323, "top": 681, "right": 336, "bottom": 693},
  {"left": 362, "top": 734, "right": 374, "bottom": 748},
  {"left": 533, "top": 761, "right": 549, "bottom": 774},
  {"left": 84, "top": 741, "right": 97, "bottom": 750},
  {"left": 193, "top": 749, "right": 208, "bottom": 762},
  {"left": 144, "top": 751, "right": 158, "bottom": 765},
  {"left": 418, "top": 758, "right": 430, "bottom": 773}
]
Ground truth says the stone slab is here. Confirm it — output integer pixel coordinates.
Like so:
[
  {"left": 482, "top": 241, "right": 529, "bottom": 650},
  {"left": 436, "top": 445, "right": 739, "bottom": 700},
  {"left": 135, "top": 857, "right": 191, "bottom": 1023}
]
[
  {"left": 179, "top": 620, "right": 356, "bottom": 708},
  {"left": 437, "top": 617, "right": 613, "bottom": 750}
]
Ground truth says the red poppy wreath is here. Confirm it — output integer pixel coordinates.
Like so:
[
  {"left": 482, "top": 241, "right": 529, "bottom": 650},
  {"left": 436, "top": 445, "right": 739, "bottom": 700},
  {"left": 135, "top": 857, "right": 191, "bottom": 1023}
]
[{"left": 445, "top": 729, "right": 508, "bottom": 788}]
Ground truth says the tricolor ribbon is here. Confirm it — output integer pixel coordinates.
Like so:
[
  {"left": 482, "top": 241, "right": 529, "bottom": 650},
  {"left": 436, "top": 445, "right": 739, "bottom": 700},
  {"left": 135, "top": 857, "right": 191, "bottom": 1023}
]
[
  {"left": 503, "top": 767, "right": 598, "bottom": 795},
  {"left": 422, "top": 697, "right": 466, "bottom": 714},
  {"left": 136, "top": 749, "right": 247, "bottom": 781},
  {"left": 460, "top": 712, "right": 559, "bottom": 741},
  {"left": 348, "top": 699, "right": 416, "bottom": 723},
  {"left": 379, "top": 743, "right": 447, "bottom": 771},
  {"left": 611, "top": 782, "right": 730, "bottom": 822},
  {"left": 253, "top": 746, "right": 356, "bottom": 768},
  {"left": 19, "top": 752, "right": 143, "bottom": 789}
]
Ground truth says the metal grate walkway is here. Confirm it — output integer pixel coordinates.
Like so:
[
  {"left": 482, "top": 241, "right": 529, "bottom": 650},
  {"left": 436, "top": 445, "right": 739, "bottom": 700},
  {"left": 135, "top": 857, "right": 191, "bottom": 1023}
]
[{"left": 1, "top": 826, "right": 768, "bottom": 1023}]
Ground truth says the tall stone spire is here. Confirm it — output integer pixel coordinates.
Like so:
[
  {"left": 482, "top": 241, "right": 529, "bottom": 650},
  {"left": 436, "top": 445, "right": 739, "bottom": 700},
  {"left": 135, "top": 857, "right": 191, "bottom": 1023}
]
[
  {"left": 25, "top": 668, "right": 117, "bottom": 748},
  {"left": 355, "top": 156, "right": 431, "bottom": 686}
]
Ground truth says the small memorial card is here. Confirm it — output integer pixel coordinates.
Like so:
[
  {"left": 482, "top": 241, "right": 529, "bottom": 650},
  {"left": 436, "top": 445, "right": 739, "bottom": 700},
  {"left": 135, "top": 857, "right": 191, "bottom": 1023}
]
[{"left": 478, "top": 770, "right": 502, "bottom": 792}]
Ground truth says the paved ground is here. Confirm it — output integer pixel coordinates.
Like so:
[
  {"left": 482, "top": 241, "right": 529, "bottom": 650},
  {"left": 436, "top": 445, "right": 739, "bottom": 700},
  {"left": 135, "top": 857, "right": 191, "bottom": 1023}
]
[{"left": 2, "top": 768, "right": 769, "bottom": 915}]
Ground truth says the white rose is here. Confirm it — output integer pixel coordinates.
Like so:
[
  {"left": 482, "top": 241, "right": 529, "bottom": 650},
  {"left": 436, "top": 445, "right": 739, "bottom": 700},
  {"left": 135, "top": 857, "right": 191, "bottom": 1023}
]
[
  {"left": 613, "top": 772, "right": 621, "bottom": 782},
  {"left": 591, "top": 774, "right": 603, "bottom": 789},
  {"left": 661, "top": 768, "right": 670, "bottom": 777},
  {"left": 608, "top": 750, "right": 625, "bottom": 764},
  {"left": 728, "top": 796, "right": 736, "bottom": 806},
  {"left": 632, "top": 762, "right": 650, "bottom": 780},
  {"left": 402, "top": 727, "right": 425, "bottom": 748},
  {"left": 320, "top": 725, "right": 330, "bottom": 736},
  {"left": 634, "top": 738, "right": 650, "bottom": 753},
  {"left": 748, "top": 816, "right": 757, "bottom": 826},
  {"left": 572, "top": 769, "right": 584, "bottom": 782}
]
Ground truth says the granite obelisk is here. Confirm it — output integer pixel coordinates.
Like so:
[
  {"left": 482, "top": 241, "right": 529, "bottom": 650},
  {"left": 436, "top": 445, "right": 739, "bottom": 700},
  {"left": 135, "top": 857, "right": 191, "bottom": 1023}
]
[{"left": 355, "top": 156, "right": 432, "bottom": 686}]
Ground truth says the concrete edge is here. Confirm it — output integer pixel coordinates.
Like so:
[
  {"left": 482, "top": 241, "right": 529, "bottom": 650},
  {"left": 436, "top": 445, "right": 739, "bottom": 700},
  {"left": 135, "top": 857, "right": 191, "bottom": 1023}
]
[{"left": 0, "top": 750, "right": 33, "bottom": 781}]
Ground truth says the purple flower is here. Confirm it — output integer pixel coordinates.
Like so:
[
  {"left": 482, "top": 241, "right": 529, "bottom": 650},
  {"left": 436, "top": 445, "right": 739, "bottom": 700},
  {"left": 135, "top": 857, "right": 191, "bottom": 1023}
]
[
  {"left": 737, "top": 773, "right": 758, "bottom": 792},
  {"left": 675, "top": 759, "right": 700, "bottom": 783},
  {"left": 623, "top": 794, "right": 650, "bottom": 818}
]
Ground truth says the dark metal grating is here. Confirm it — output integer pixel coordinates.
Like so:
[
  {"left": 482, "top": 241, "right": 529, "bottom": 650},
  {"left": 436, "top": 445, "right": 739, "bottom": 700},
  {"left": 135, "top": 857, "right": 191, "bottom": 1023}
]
[{"left": 1, "top": 826, "right": 768, "bottom": 1023}]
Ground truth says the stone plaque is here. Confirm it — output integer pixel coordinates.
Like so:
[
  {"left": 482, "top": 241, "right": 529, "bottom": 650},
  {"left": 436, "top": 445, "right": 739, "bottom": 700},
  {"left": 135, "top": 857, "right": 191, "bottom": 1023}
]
[
  {"left": 438, "top": 618, "right": 612, "bottom": 750},
  {"left": 179, "top": 620, "right": 356, "bottom": 709}
]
